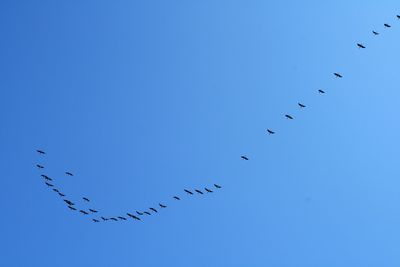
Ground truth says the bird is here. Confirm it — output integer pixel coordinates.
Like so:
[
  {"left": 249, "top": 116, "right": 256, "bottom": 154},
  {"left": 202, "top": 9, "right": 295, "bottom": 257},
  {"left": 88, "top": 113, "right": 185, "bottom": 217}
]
[
  {"left": 53, "top": 188, "right": 59, "bottom": 193},
  {"left": 285, "top": 114, "right": 294, "bottom": 120},
  {"left": 205, "top": 188, "right": 213, "bottom": 193},
  {"left": 334, "top": 72, "right": 342, "bottom": 78},
  {"left": 110, "top": 217, "right": 118, "bottom": 221},
  {"left": 149, "top": 208, "right": 158, "bottom": 213},
  {"left": 127, "top": 213, "right": 141, "bottom": 220},
  {"left": 143, "top": 211, "right": 151, "bottom": 215},
  {"left": 79, "top": 210, "right": 89, "bottom": 215},
  {"left": 64, "top": 199, "right": 74, "bottom": 206},
  {"left": 159, "top": 203, "right": 167, "bottom": 208},
  {"left": 82, "top": 197, "right": 90, "bottom": 202},
  {"left": 372, "top": 30, "right": 379, "bottom": 35},
  {"left": 41, "top": 175, "right": 52, "bottom": 181},
  {"left": 45, "top": 182, "right": 54, "bottom": 187},
  {"left": 89, "top": 209, "right": 98, "bottom": 213},
  {"left": 195, "top": 189, "right": 204, "bottom": 195},
  {"left": 241, "top": 156, "right": 249, "bottom": 160},
  {"left": 36, "top": 164, "right": 44, "bottom": 169},
  {"left": 357, "top": 43, "right": 366, "bottom": 49},
  {"left": 58, "top": 193, "right": 65, "bottom": 197},
  {"left": 118, "top": 216, "right": 127, "bottom": 221},
  {"left": 214, "top": 184, "right": 222, "bottom": 189},
  {"left": 101, "top": 216, "right": 109, "bottom": 221},
  {"left": 65, "top": 172, "right": 73, "bottom": 176},
  {"left": 173, "top": 196, "right": 181, "bottom": 200},
  {"left": 318, "top": 89, "right": 325, "bottom": 94},
  {"left": 136, "top": 211, "right": 144, "bottom": 216},
  {"left": 36, "top": 150, "right": 46, "bottom": 155},
  {"left": 384, "top": 23, "right": 391, "bottom": 28},
  {"left": 184, "top": 189, "right": 193, "bottom": 195},
  {"left": 397, "top": 15, "right": 400, "bottom": 19},
  {"left": 67, "top": 206, "right": 76, "bottom": 211},
  {"left": 267, "top": 129, "right": 275, "bottom": 134},
  {"left": 92, "top": 219, "right": 100, "bottom": 222},
  {"left": 298, "top": 103, "right": 306, "bottom": 108}
]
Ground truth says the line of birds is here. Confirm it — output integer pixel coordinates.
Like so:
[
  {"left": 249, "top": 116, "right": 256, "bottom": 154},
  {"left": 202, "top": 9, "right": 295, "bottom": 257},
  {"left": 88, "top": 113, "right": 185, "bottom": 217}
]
[
  {"left": 239, "top": 18, "right": 399, "bottom": 161},
  {"left": 36, "top": 150, "right": 222, "bottom": 223}
]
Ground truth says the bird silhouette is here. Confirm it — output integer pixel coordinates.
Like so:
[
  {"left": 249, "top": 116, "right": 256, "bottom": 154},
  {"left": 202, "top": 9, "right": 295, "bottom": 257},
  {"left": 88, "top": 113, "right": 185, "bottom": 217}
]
[
  {"left": 136, "top": 211, "right": 144, "bottom": 216},
  {"left": 118, "top": 216, "right": 127, "bottom": 221},
  {"left": 285, "top": 114, "right": 294, "bottom": 120},
  {"left": 384, "top": 23, "right": 391, "bottom": 28},
  {"left": 64, "top": 199, "right": 74, "bottom": 206},
  {"left": 127, "top": 213, "right": 141, "bottom": 220},
  {"left": 58, "top": 193, "right": 66, "bottom": 197},
  {"left": 36, "top": 150, "right": 46, "bottom": 155},
  {"left": 318, "top": 89, "right": 325, "bottom": 94},
  {"left": 143, "top": 211, "right": 151, "bottom": 215},
  {"left": 397, "top": 15, "right": 400, "bottom": 19},
  {"left": 159, "top": 203, "right": 167, "bottom": 208},
  {"left": 45, "top": 182, "right": 54, "bottom": 187},
  {"left": 89, "top": 209, "right": 98, "bottom": 213},
  {"left": 184, "top": 189, "right": 193, "bottom": 195},
  {"left": 173, "top": 196, "right": 181, "bottom": 200},
  {"left": 357, "top": 43, "right": 366, "bottom": 49},
  {"left": 110, "top": 217, "right": 118, "bottom": 221},
  {"left": 214, "top": 184, "right": 222, "bottom": 189},
  {"left": 79, "top": 210, "right": 89, "bottom": 215},
  {"left": 241, "top": 156, "right": 249, "bottom": 160},
  {"left": 334, "top": 73, "right": 343, "bottom": 78},
  {"left": 92, "top": 219, "right": 100, "bottom": 222},
  {"left": 65, "top": 172, "right": 73, "bottom": 176},
  {"left": 41, "top": 175, "right": 52, "bottom": 181},
  {"left": 195, "top": 189, "right": 203, "bottom": 195},
  {"left": 149, "top": 208, "right": 158, "bottom": 213},
  {"left": 36, "top": 164, "right": 44, "bottom": 169},
  {"left": 53, "top": 188, "right": 59, "bottom": 193},
  {"left": 101, "top": 216, "right": 109, "bottom": 221},
  {"left": 372, "top": 30, "right": 379, "bottom": 35},
  {"left": 82, "top": 197, "right": 90, "bottom": 202},
  {"left": 205, "top": 188, "right": 213, "bottom": 193},
  {"left": 267, "top": 129, "right": 275, "bottom": 134},
  {"left": 298, "top": 103, "right": 306, "bottom": 108},
  {"left": 67, "top": 206, "right": 76, "bottom": 211}
]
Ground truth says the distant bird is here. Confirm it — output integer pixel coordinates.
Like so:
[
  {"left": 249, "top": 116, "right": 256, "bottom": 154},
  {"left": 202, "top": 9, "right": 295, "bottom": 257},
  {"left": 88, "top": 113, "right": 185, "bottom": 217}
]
[
  {"left": 118, "top": 216, "right": 127, "bottom": 221},
  {"left": 149, "top": 208, "right": 158, "bottom": 213},
  {"left": 92, "top": 219, "right": 99, "bottom": 222},
  {"left": 214, "top": 184, "right": 222, "bottom": 189},
  {"left": 195, "top": 189, "right": 203, "bottom": 195},
  {"left": 41, "top": 174, "right": 52, "bottom": 181},
  {"left": 58, "top": 193, "right": 65, "bottom": 197},
  {"left": 67, "top": 206, "right": 76, "bottom": 211},
  {"left": 101, "top": 216, "right": 109, "bottom": 221},
  {"left": 298, "top": 103, "right": 306, "bottom": 108},
  {"left": 318, "top": 89, "right": 325, "bottom": 94},
  {"left": 127, "top": 213, "right": 141, "bottom": 220},
  {"left": 357, "top": 43, "right": 366, "bottom": 49},
  {"left": 53, "top": 188, "right": 59, "bottom": 193},
  {"left": 89, "top": 209, "right": 98, "bottom": 213},
  {"left": 372, "top": 30, "right": 379, "bottom": 35},
  {"left": 79, "top": 210, "right": 89, "bottom": 215},
  {"left": 45, "top": 182, "right": 54, "bottom": 187},
  {"left": 384, "top": 23, "right": 391, "bottom": 28},
  {"left": 334, "top": 72, "right": 342, "bottom": 78},
  {"left": 136, "top": 211, "right": 144, "bottom": 216},
  {"left": 267, "top": 129, "right": 275, "bottom": 134},
  {"left": 159, "top": 203, "right": 167, "bottom": 208},
  {"left": 110, "top": 217, "right": 118, "bottom": 221},
  {"left": 173, "top": 196, "right": 181, "bottom": 200},
  {"left": 36, "top": 150, "right": 46, "bottom": 155},
  {"left": 65, "top": 172, "right": 73, "bottom": 176},
  {"left": 144, "top": 211, "right": 151, "bottom": 215},
  {"left": 397, "top": 15, "right": 400, "bottom": 19},
  {"left": 285, "top": 114, "right": 294, "bottom": 120},
  {"left": 241, "top": 156, "right": 249, "bottom": 160},
  {"left": 82, "top": 197, "right": 90, "bottom": 202},
  {"left": 64, "top": 199, "right": 74, "bottom": 206},
  {"left": 36, "top": 164, "right": 44, "bottom": 169},
  {"left": 205, "top": 188, "right": 213, "bottom": 193},
  {"left": 184, "top": 189, "right": 193, "bottom": 195}
]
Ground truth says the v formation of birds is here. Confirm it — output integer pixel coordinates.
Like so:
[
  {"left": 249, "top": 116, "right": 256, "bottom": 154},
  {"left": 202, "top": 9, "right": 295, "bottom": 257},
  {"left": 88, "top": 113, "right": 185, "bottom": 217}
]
[{"left": 35, "top": 16, "right": 399, "bottom": 223}]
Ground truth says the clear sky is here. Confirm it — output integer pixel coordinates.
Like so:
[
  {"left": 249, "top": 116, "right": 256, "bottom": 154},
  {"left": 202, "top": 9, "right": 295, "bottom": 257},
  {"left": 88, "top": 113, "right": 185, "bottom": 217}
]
[{"left": 1, "top": 1, "right": 400, "bottom": 266}]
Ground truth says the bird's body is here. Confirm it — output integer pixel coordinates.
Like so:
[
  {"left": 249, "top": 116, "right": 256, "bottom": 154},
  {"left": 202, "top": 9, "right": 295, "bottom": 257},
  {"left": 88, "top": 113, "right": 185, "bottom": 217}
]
[
  {"left": 65, "top": 172, "right": 73, "bottom": 176},
  {"left": 92, "top": 219, "right": 99, "bottom": 222},
  {"left": 241, "top": 156, "right": 249, "bottom": 160},
  {"left": 159, "top": 203, "right": 167, "bottom": 208},
  {"left": 184, "top": 189, "right": 193, "bottom": 195},
  {"left": 89, "top": 209, "right": 98, "bottom": 213},
  {"left": 136, "top": 211, "right": 144, "bottom": 216},
  {"left": 36, "top": 150, "right": 46, "bottom": 155},
  {"left": 195, "top": 189, "right": 203, "bottom": 195},
  {"left": 318, "top": 89, "right": 325, "bottom": 94},
  {"left": 334, "top": 73, "right": 343, "bottom": 78},
  {"left": 384, "top": 23, "right": 391, "bottom": 28},
  {"left": 45, "top": 182, "right": 54, "bottom": 187},
  {"left": 173, "top": 196, "right": 181, "bottom": 200},
  {"left": 118, "top": 216, "right": 127, "bottom": 221},
  {"left": 36, "top": 164, "right": 44, "bottom": 169},
  {"left": 267, "top": 129, "right": 275, "bottom": 134},
  {"left": 41, "top": 175, "right": 52, "bottom": 181},
  {"left": 82, "top": 197, "right": 90, "bottom": 202},
  {"left": 127, "top": 213, "right": 141, "bottom": 220},
  {"left": 64, "top": 199, "right": 74, "bottom": 206},
  {"left": 285, "top": 114, "right": 294, "bottom": 120},
  {"left": 214, "top": 184, "right": 222, "bottom": 189},
  {"left": 110, "top": 217, "right": 118, "bottom": 221},
  {"left": 53, "top": 188, "right": 59, "bottom": 193},
  {"left": 67, "top": 206, "right": 76, "bottom": 211},
  {"left": 373, "top": 31, "right": 379, "bottom": 35},
  {"left": 357, "top": 43, "right": 366, "bottom": 49},
  {"left": 298, "top": 103, "right": 306, "bottom": 108},
  {"left": 79, "top": 210, "right": 89, "bottom": 215},
  {"left": 101, "top": 217, "right": 108, "bottom": 221},
  {"left": 205, "top": 188, "right": 213, "bottom": 193},
  {"left": 58, "top": 193, "right": 65, "bottom": 197},
  {"left": 144, "top": 211, "right": 151, "bottom": 215},
  {"left": 397, "top": 15, "right": 400, "bottom": 19},
  {"left": 150, "top": 208, "right": 158, "bottom": 213}
]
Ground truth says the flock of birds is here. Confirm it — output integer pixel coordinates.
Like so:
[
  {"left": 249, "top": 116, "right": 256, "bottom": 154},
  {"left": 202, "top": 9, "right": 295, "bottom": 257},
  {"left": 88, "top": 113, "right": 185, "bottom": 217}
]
[
  {"left": 35, "top": 149, "right": 222, "bottom": 223},
  {"left": 36, "top": 15, "right": 400, "bottom": 223}
]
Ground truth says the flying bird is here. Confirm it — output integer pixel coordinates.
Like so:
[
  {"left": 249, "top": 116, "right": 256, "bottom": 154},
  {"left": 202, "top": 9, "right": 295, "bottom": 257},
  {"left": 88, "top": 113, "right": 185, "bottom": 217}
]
[
  {"left": 82, "top": 197, "right": 90, "bottom": 202},
  {"left": 92, "top": 219, "right": 100, "bottom": 222},
  {"left": 205, "top": 188, "right": 213, "bottom": 193},
  {"left": 214, "top": 184, "right": 222, "bottom": 189},
  {"left": 101, "top": 217, "right": 109, "bottom": 221},
  {"left": 357, "top": 43, "right": 366, "bottom": 49},
  {"left": 36, "top": 150, "right": 46, "bottom": 155},
  {"left": 267, "top": 129, "right": 275, "bottom": 134},
  {"left": 143, "top": 211, "right": 151, "bottom": 215},
  {"left": 184, "top": 189, "right": 193, "bottom": 195},
  {"left": 79, "top": 210, "right": 89, "bottom": 215},
  {"left": 159, "top": 203, "right": 167, "bottom": 208},
  {"left": 285, "top": 114, "right": 294, "bottom": 120},
  {"left": 36, "top": 164, "right": 44, "bottom": 169},
  {"left": 149, "top": 208, "right": 158, "bottom": 213},
  {"left": 136, "top": 211, "right": 144, "bottom": 216},
  {"left": 41, "top": 175, "right": 52, "bottom": 181},
  {"left": 384, "top": 23, "right": 391, "bottom": 28},
  {"left": 318, "top": 89, "right": 325, "bottom": 94},
  {"left": 372, "top": 31, "right": 379, "bottom": 35},
  {"left": 110, "top": 217, "right": 118, "bottom": 221},
  {"left": 118, "top": 216, "right": 127, "bottom": 221},
  {"left": 298, "top": 103, "right": 306, "bottom": 108},
  {"left": 89, "top": 209, "right": 98, "bottom": 213},
  {"left": 334, "top": 73, "right": 342, "bottom": 78},
  {"left": 65, "top": 172, "right": 73, "bottom": 176},
  {"left": 195, "top": 189, "right": 204, "bottom": 195},
  {"left": 53, "top": 188, "right": 59, "bottom": 193},
  {"left": 397, "top": 15, "right": 400, "bottom": 19},
  {"left": 241, "top": 156, "right": 249, "bottom": 160},
  {"left": 58, "top": 193, "right": 65, "bottom": 197},
  {"left": 64, "top": 199, "right": 74, "bottom": 206},
  {"left": 45, "top": 182, "right": 54, "bottom": 187},
  {"left": 173, "top": 196, "right": 181, "bottom": 200},
  {"left": 127, "top": 213, "right": 141, "bottom": 220},
  {"left": 67, "top": 206, "right": 76, "bottom": 211}
]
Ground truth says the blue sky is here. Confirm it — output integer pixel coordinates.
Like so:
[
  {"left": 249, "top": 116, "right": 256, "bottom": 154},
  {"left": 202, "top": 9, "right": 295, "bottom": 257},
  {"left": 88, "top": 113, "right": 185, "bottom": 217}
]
[{"left": 1, "top": 1, "right": 400, "bottom": 266}]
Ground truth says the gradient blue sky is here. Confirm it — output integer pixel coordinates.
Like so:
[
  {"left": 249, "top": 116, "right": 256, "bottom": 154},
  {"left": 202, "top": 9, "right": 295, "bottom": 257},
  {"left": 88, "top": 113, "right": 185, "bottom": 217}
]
[{"left": 2, "top": 1, "right": 400, "bottom": 266}]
